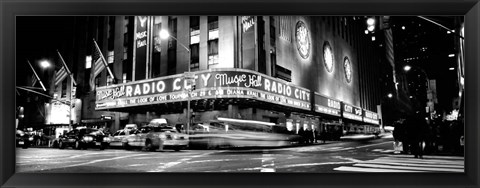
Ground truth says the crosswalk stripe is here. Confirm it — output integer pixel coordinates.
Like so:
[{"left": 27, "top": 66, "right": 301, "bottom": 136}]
[
  {"left": 379, "top": 150, "right": 395, "bottom": 153},
  {"left": 334, "top": 155, "right": 464, "bottom": 173},
  {"left": 380, "top": 157, "right": 464, "bottom": 165},
  {"left": 387, "top": 154, "right": 465, "bottom": 160},
  {"left": 353, "top": 163, "right": 464, "bottom": 172},
  {"left": 334, "top": 166, "right": 426, "bottom": 173},
  {"left": 361, "top": 160, "right": 464, "bottom": 169}
]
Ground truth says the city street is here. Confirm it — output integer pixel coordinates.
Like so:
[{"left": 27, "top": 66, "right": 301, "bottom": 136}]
[{"left": 16, "top": 137, "right": 464, "bottom": 173}]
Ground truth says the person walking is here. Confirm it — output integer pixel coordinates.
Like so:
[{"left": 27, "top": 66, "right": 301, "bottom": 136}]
[{"left": 406, "top": 112, "right": 427, "bottom": 159}]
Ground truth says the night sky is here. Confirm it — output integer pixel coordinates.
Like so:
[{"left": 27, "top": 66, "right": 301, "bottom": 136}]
[{"left": 16, "top": 16, "right": 75, "bottom": 86}]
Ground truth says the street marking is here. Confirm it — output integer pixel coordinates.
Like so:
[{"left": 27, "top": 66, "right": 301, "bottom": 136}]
[
  {"left": 354, "top": 141, "right": 392, "bottom": 149},
  {"left": 148, "top": 151, "right": 215, "bottom": 172},
  {"left": 335, "top": 166, "right": 426, "bottom": 173},
  {"left": 386, "top": 155, "right": 465, "bottom": 160},
  {"left": 260, "top": 152, "right": 276, "bottom": 172},
  {"left": 280, "top": 161, "right": 357, "bottom": 168},
  {"left": 361, "top": 160, "right": 464, "bottom": 169},
  {"left": 64, "top": 154, "right": 149, "bottom": 168},
  {"left": 353, "top": 163, "right": 464, "bottom": 172},
  {"left": 187, "top": 159, "right": 236, "bottom": 164},
  {"left": 334, "top": 155, "right": 464, "bottom": 173}
]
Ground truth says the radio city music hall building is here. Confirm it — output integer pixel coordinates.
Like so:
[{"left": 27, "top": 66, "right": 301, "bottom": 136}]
[{"left": 45, "top": 16, "right": 387, "bottom": 135}]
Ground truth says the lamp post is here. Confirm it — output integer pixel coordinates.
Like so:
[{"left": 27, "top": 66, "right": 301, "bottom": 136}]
[{"left": 160, "top": 29, "right": 193, "bottom": 134}]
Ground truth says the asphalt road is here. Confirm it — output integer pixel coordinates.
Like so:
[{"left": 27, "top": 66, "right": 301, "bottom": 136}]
[{"left": 16, "top": 137, "right": 464, "bottom": 173}]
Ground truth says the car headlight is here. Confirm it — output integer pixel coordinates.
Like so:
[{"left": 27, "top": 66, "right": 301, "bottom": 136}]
[
  {"left": 159, "top": 134, "right": 166, "bottom": 140},
  {"left": 103, "top": 137, "right": 111, "bottom": 142},
  {"left": 83, "top": 136, "right": 93, "bottom": 142},
  {"left": 28, "top": 137, "right": 34, "bottom": 141},
  {"left": 172, "top": 135, "right": 178, "bottom": 139}
]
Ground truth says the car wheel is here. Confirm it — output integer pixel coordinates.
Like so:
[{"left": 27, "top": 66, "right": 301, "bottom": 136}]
[
  {"left": 145, "top": 140, "right": 155, "bottom": 152},
  {"left": 100, "top": 142, "right": 108, "bottom": 150},
  {"left": 123, "top": 142, "right": 131, "bottom": 150},
  {"left": 21, "top": 142, "right": 28, "bottom": 149},
  {"left": 59, "top": 140, "right": 65, "bottom": 149},
  {"left": 74, "top": 141, "right": 81, "bottom": 150},
  {"left": 174, "top": 147, "right": 181, "bottom": 152}
]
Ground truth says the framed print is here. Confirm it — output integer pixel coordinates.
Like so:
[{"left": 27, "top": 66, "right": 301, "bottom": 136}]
[{"left": 1, "top": 0, "right": 479, "bottom": 188}]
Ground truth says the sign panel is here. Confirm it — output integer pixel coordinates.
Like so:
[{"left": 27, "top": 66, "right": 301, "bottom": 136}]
[
  {"left": 96, "top": 69, "right": 311, "bottom": 110},
  {"left": 342, "top": 103, "right": 363, "bottom": 121},
  {"left": 313, "top": 93, "right": 341, "bottom": 117},
  {"left": 363, "top": 109, "right": 379, "bottom": 125},
  {"left": 135, "top": 16, "right": 149, "bottom": 80}
]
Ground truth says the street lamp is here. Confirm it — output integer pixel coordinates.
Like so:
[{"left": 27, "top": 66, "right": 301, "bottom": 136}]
[
  {"left": 387, "top": 93, "right": 393, "bottom": 98},
  {"left": 160, "top": 29, "right": 193, "bottom": 134},
  {"left": 40, "top": 60, "right": 51, "bottom": 69}
]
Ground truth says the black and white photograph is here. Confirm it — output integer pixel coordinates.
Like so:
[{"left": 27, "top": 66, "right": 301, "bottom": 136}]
[{"left": 15, "top": 15, "right": 465, "bottom": 173}]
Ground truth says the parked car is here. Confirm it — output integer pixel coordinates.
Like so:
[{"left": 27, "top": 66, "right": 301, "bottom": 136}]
[
  {"left": 122, "top": 125, "right": 188, "bottom": 151},
  {"left": 16, "top": 130, "right": 32, "bottom": 149},
  {"left": 58, "top": 128, "right": 111, "bottom": 150}
]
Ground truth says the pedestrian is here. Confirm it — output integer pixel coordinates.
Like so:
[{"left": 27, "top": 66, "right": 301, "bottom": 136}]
[
  {"left": 406, "top": 112, "right": 427, "bottom": 159},
  {"left": 313, "top": 129, "right": 319, "bottom": 143},
  {"left": 298, "top": 127, "right": 305, "bottom": 144},
  {"left": 320, "top": 128, "right": 327, "bottom": 143}
]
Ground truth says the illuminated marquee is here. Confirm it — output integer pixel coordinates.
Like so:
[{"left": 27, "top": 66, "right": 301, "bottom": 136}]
[
  {"left": 96, "top": 69, "right": 311, "bottom": 110},
  {"left": 342, "top": 103, "right": 363, "bottom": 121},
  {"left": 363, "top": 109, "right": 380, "bottom": 125},
  {"left": 314, "top": 93, "right": 341, "bottom": 116}
]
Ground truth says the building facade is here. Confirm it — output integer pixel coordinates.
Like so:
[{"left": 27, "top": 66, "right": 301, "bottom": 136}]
[{"left": 42, "top": 16, "right": 386, "bottom": 135}]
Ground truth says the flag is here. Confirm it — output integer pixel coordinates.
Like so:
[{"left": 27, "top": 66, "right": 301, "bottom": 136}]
[
  {"left": 54, "top": 66, "right": 68, "bottom": 86},
  {"left": 57, "top": 50, "right": 77, "bottom": 86},
  {"left": 31, "top": 74, "right": 38, "bottom": 87},
  {"left": 90, "top": 39, "right": 115, "bottom": 91}
]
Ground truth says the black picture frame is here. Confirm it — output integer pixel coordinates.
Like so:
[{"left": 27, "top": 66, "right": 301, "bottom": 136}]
[{"left": 1, "top": 0, "right": 479, "bottom": 187}]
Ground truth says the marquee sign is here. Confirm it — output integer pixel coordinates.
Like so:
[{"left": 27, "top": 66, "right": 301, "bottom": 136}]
[
  {"left": 342, "top": 103, "right": 363, "bottom": 121},
  {"left": 313, "top": 93, "right": 341, "bottom": 117},
  {"left": 363, "top": 109, "right": 380, "bottom": 125},
  {"left": 95, "top": 69, "right": 311, "bottom": 110}
]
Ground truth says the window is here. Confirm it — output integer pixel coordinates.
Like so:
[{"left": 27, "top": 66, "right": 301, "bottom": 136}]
[
  {"left": 190, "top": 43, "right": 200, "bottom": 70},
  {"left": 95, "top": 77, "right": 100, "bottom": 88},
  {"left": 208, "top": 40, "right": 219, "bottom": 65},
  {"left": 61, "top": 79, "right": 67, "bottom": 98},
  {"left": 108, "top": 16, "right": 115, "bottom": 51},
  {"left": 107, "top": 74, "right": 114, "bottom": 86},
  {"left": 85, "top": 55, "right": 92, "bottom": 69},
  {"left": 208, "top": 16, "right": 219, "bottom": 66},
  {"left": 107, "top": 51, "right": 114, "bottom": 64},
  {"left": 208, "top": 16, "right": 219, "bottom": 40},
  {"left": 190, "top": 16, "right": 200, "bottom": 44}
]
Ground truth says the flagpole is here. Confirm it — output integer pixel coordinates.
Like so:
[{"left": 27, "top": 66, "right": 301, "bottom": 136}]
[
  {"left": 56, "top": 50, "right": 76, "bottom": 131},
  {"left": 57, "top": 50, "right": 77, "bottom": 86},
  {"left": 93, "top": 39, "right": 115, "bottom": 80},
  {"left": 27, "top": 59, "right": 47, "bottom": 92}
]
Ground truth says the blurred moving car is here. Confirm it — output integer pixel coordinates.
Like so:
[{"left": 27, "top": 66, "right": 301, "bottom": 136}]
[
  {"left": 122, "top": 125, "right": 189, "bottom": 151},
  {"left": 16, "top": 130, "right": 32, "bottom": 149},
  {"left": 109, "top": 129, "right": 136, "bottom": 147},
  {"left": 58, "top": 128, "right": 111, "bottom": 150},
  {"left": 189, "top": 118, "right": 299, "bottom": 149}
]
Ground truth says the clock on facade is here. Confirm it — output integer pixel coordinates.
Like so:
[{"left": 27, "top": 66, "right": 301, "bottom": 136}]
[
  {"left": 295, "top": 21, "right": 311, "bottom": 59},
  {"left": 344, "top": 57, "right": 352, "bottom": 83},
  {"left": 323, "top": 41, "right": 334, "bottom": 73}
]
